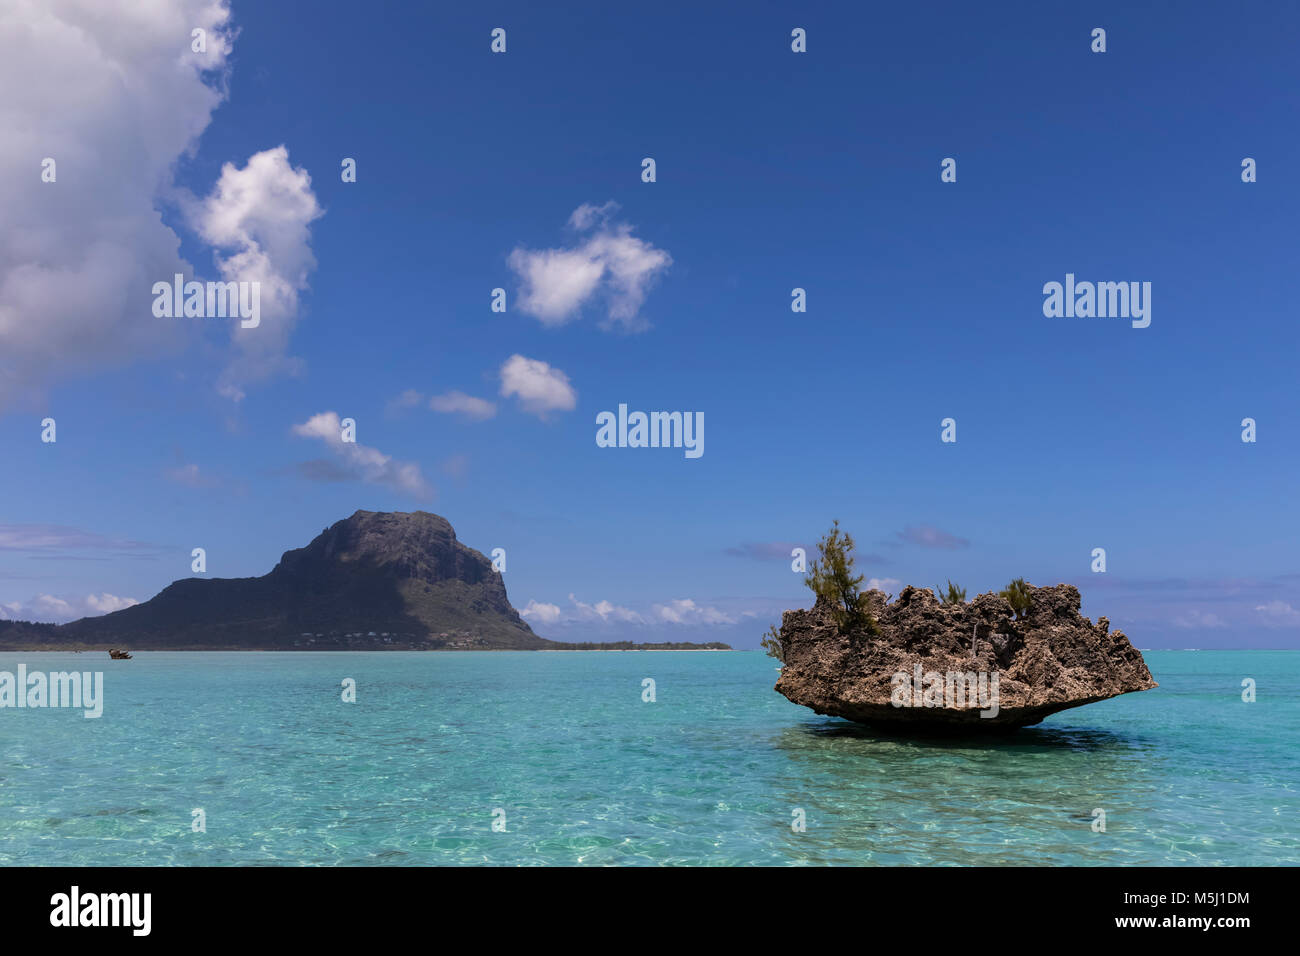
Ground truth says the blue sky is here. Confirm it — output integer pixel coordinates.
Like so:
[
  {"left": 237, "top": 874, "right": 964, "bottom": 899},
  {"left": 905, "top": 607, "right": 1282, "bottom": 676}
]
[{"left": 1, "top": 0, "right": 1297, "bottom": 647}]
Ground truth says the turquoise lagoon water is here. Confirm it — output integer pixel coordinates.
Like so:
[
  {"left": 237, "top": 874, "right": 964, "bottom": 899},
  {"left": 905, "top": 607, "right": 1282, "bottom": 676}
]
[{"left": 0, "top": 650, "right": 1295, "bottom": 866}]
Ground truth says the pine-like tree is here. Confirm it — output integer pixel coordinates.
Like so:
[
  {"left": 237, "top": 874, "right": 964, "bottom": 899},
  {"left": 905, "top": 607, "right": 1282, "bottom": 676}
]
[
  {"left": 1000, "top": 577, "right": 1032, "bottom": 618},
  {"left": 805, "top": 520, "right": 879, "bottom": 634},
  {"left": 937, "top": 580, "right": 967, "bottom": 605},
  {"left": 760, "top": 624, "right": 783, "bottom": 662}
]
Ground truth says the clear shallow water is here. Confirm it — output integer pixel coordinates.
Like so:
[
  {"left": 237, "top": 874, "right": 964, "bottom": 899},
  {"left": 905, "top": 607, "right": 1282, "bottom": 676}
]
[{"left": 0, "top": 650, "right": 1295, "bottom": 866}]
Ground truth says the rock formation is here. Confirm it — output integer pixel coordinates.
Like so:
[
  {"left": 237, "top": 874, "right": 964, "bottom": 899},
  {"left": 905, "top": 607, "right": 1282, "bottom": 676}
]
[{"left": 774, "top": 583, "right": 1156, "bottom": 731}]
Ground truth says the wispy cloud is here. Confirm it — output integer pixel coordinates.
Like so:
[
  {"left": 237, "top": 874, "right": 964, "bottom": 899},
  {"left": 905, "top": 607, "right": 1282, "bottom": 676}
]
[
  {"left": 725, "top": 541, "right": 887, "bottom": 565},
  {"left": 165, "top": 463, "right": 219, "bottom": 488},
  {"left": 429, "top": 390, "right": 497, "bottom": 421},
  {"left": 0, "top": 524, "right": 161, "bottom": 558},
  {"left": 290, "top": 411, "right": 432, "bottom": 500},
  {"left": 385, "top": 389, "right": 426, "bottom": 415},
  {"left": 440, "top": 454, "right": 470, "bottom": 479},
  {"left": 1172, "top": 609, "right": 1228, "bottom": 629},
  {"left": 1254, "top": 601, "right": 1300, "bottom": 627},
  {"left": 1076, "top": 576, "right": 1291, "bottom": 601},
  {"left": 725, "top": 541, "right": 805, "bottom": 561},
  {"left": 895, "top": 524, "right": 970, "bottom": 550}
]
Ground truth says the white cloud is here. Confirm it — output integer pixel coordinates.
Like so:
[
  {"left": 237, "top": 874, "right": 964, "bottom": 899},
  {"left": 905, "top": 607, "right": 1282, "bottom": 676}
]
[
  {"left": 508, "top": 202, "right": 671, "bottom": 330},
  {"left": 188, "top": 145, "right": 323, "bottom": 400},
  {"left": 523, "top": 594, "right": 645, "bottom": 627},
  {"left": 522, "top": 593, "right": 759, "bottom": 631},
  {"left": 0, "top": 0, "right": 235, "bottom": 408},
  {"left": 291, "top": 411, "right": 432, "bottom": 500},
  {"left": 867, "top": 577, "right": 903, "bottom": 593},
  {"left": 652, "top": 598, "right": 737, "bottom": 626},
  {"left": 508, "top": 248, "right": 604, "bottom": 324},
  {"left": 0, "top": 592, "right": 139, "bottom": 624},
  {"left": 429, "top": 390, "right": 497, "bottom": 421},
  {"left": 499, "top": 354, "right": 577, "bottom": 418},
  {"left": 569, "top": 594, "right": 645, "bottom": 624},
  {"left": 1254, "top": 601, "right": 1300, "bottom": 627},
  {"left": 519, "top": 600, "right": 563, "bottom": 625}
]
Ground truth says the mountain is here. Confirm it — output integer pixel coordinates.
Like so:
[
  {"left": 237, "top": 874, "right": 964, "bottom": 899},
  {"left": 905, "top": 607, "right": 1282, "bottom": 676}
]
[{"left": 4, "top": 511, "right": 547, "bottom": 650}]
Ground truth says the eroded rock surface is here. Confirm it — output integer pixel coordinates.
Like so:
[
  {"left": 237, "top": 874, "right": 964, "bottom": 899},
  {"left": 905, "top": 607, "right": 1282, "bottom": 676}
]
[{"left": 774, "top": 583, "right": 1156, "bottom": 731}]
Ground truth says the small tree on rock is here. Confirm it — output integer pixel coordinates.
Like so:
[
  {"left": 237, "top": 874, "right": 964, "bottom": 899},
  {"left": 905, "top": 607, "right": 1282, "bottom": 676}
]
[
  {"left": 937, "top": 580, "right": 966, "bottom": 605},
  {"left": 1000, "top": 577, "right": 1032, "bottom": 619},
  {"left": 806, "top": 520, "right": 879, "bottom": 635},
  {"left": 761, "top": 624, "right": 783, "bottom": 662}
]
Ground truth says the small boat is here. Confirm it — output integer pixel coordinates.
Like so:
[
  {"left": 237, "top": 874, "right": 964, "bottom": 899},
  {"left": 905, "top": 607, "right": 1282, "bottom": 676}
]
[{"left": 108, "top": 648, "right": 133, "bottom": 660}]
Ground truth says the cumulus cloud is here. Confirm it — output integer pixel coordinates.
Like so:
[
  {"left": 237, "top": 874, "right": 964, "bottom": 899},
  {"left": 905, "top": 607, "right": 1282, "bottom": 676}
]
[
  {"left": 895, "top": 525, "right": 970, "bottom": 550},
  {"left": 0, "top": 592, "right": 138, "bottom": 624},
  {"left": 0, "top": 0, "right": 237, "bottom": 407},
  {"left": 569, "top": 594, "right": 645, "bottom": 625},
  {"left": 508, "top": 202, "right": 671, "bottom": 331},
  {"left": 291, "top": 411, "right": 432, "bottom": 500},
  {"left": 519, "top": 600, "right": 563, "bottom": 625},
  {"left": 521, "top": 593, "right": 772, "bottom": 637},
  {"left": 499, "top": 354, "right": 577, "bottom": 418},
  {"left": 188, "top": 145, "right": 323, "bottom": 400},
  {"left": 429, "top": 390, "right": 497, "bottom": 421},
  {"left": 652, "top": 599, "right": 736, "bottom": 626},
  {"left": 520, "top": 594, "right": 646, "bottom": 627}
]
